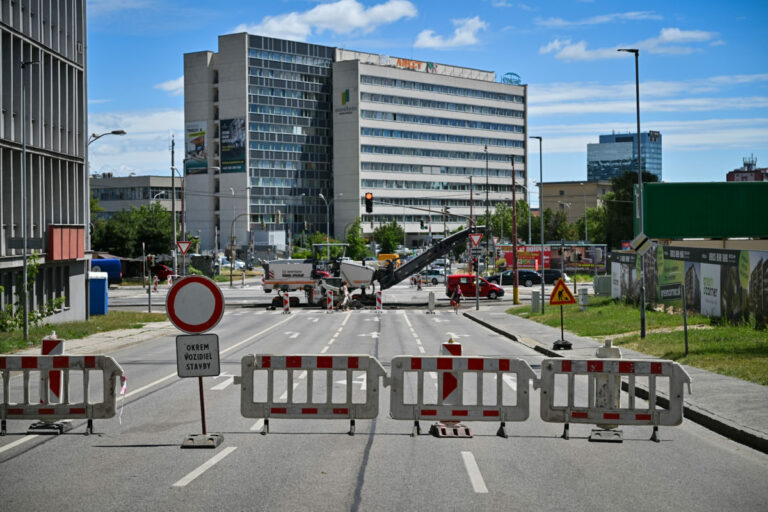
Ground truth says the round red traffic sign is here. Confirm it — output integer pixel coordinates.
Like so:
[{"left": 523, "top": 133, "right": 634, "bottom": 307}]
[{"left": 165, "top": 276, "right": 225, "bottom": 334}]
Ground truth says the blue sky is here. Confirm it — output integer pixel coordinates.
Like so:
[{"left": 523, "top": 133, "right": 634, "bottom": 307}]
[{"left": 87, "top": 0, "right": 768, "bottom": 199}]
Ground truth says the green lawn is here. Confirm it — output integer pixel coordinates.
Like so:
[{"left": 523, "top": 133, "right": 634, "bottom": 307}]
[
  {"left": 0, "top": 311, "right": 167, "bottom": 354},
  {"left": 510, "top": 296, "right": 768, "bottom": 386}
]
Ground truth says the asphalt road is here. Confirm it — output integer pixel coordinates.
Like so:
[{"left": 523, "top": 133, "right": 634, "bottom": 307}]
[{"left": 1, "top": 300, "right": 767, "bottom": 511}]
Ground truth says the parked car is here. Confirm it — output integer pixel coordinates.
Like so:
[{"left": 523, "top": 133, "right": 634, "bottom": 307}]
[
  {"left": 487, "top": 269, "right": 542, "bottom": 287},
  {"left": 445, "top": 274, "right": 504, "bottom": 300},
  {"left": 542, "top": 269, "right": 571, "bottom": 285},
  {"left": 419, "top": 268, "right": 445, "bottom": 285}
]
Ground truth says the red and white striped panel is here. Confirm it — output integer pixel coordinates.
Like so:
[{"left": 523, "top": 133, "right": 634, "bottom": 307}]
[
  {"left": 539, "top": 358, "right": 691, "bottom": 427},
  {"left": 255, "top": 355, "right": 366, "bottom": 371},
  {"left": 0, "top": 355, "right": 98, "bottom": 371},
  {"left": 389, "top": 356, "right": 538, "bottom": 424}
]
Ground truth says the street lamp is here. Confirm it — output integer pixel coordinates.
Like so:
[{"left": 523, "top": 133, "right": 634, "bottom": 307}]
[
  {"left": 152, "top": 191, "right": 166, "bottom": 201},
  {"left": 318, "top": 193, "right": 331, "bottom": 260},
  {"left": 510, "top": 154, "right": 520, "bottom": 305},
  {"left": 580, "top": 183, "right": 588, "bottom": 243},
  {"left": 484, "top": 145, "right": 490, "bottom": 274},
  {"left": 618, "top": 47, "right": 646, "bottom": 338},
  {"left": 88, "top": 129, "right": 127, "bottom": 146},
  {"left": 20, "top": 59, "right": 39, "bottom": 343},
  {"left": 530, "top": 136, "right": 545, "bottom": 314}
]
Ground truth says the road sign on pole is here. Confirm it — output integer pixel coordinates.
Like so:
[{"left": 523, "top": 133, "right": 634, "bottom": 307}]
[
  {"left": 550, "top": 278, "right": 576, "bottom": 305},
  {"left": 469, "top": 233, "right": 483, "bottom": 247},
  {"left": 166, "top": 276, "right": 225, "bottom": 334},
  {"left": 176, "top": 334, "right": 220, "bottom": 378},
  {"left": 176, "top": 241, "right": 192, "bottom": 255}
]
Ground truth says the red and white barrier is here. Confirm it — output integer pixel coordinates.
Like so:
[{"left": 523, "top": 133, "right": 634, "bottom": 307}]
[
  {"left": 153, "top": 275, "right": 159, "bottom": 292},
  {"left": 40, "top": 333, "right": 64, "bottom": 404},
  {"left": 0, "top": 355, "right": 124, "bottom": 435},
  {"left": 237, "top": 354, "right": 388, "bottom": 434},
  {"left": 538, "top": 358, "right": 692, "bottom": 439},
  {"left": 389, "top": 355, "right": 537, "bottom": 437},
  {"left": 326, "top": 290, "right": 333, "bottom": 313},
  {"left": 376, "top": 291, "right": 383, "bottom": 314},
  {"left": 282, "top": 292, "right": 291, "bottom": 314}
]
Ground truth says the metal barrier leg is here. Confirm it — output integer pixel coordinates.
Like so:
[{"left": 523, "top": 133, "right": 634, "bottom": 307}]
[
  {"left": 562, "top": 423, "right": 570, "bottom": 440},
  {"left": 1, "top": 420, "right": 6, "bottom": 436},
  {"left": 411, "top": 421, "right": 421, "bottom": 437},
  {"left": 496, "top": 421, "right": 508, "bottom": 439},
  {"left": 651, "top": 426, "right": 660, "bottom": 443},
  {"left": 86, "top": 419, "right": 94, "bottom": 436},
  {"left": 261, "top": 419, "right": 269, "bottom": 435},
  {"left": 348, "top": 419, "right": 355, "bottom": 436}
]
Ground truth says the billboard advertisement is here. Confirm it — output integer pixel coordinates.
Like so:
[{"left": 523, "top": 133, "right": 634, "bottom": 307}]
[
  {"left": 610, "top": 245, "right": 768, "bottom": 327},
  {"left": 500, "top": 244, "right": 606, "bottom": 273},
  {"left": 220, "top": 118, "right": 247, "bottom": 173},
  {"left": 185, "top": 121, "right": 207, "bottom": 174}
]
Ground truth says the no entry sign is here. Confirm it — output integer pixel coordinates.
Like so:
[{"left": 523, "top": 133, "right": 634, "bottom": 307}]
[{"left": 166, "top": 276, "right": 225, "bottom": 334}]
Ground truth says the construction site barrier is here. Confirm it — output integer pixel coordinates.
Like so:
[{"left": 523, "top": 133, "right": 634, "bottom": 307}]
[
  {"left": 538, "top": 358, "right": 692, "bottom": 440},
  {"left": 1, "top": 355, "right": 124, "bottom": 435},
  {"left": 236, "top": 354, "right": 389, "bottom": 435},
  {"left": 389, "top": 356, "right": 537, "bottom": 437}
]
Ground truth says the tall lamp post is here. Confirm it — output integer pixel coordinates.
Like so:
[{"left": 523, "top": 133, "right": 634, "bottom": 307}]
[
  {"left": 484, "top": 145, "right": 490, "bottom": 275},
  {"left": 618, "top": 47, "right": 646, "bottom": 338},
  {"left": 510, "top": 155, "right": 520, "bottom": 305},
  {"left": 20, "top": 59, "right": 39, "bottom": 343},
  {"left": 530, "top": 136, "right": 545, "bottom": 314},
  {"left": 318, "top": 193, "right": 331, "bottom": 261},
  {"left": 580, "top": 183, "right": 588, "bottom": 242}
]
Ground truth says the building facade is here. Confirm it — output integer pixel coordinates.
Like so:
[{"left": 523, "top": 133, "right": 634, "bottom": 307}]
[
  {"left": 184, "top": 34, "right": 527, "bottom": 254},
  {"left": 90, "top": 174, "right": 182, "bottom": 219},
  {"left": 587, "top": 131, "right": 661, "bottom": 182},
  {"left": 541, "top": 180, "right": 611, "bottom": 228},
  {"left": 1, "top": 1, "right": 89, "bottom": 323},
  {"left": 726, "top": 155, "right": 766, "bottom": 182}
]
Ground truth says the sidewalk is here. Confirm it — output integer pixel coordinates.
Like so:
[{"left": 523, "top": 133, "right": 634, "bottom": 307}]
[{"left": 465, "top": 308, "right": 768, "bottom": 454}]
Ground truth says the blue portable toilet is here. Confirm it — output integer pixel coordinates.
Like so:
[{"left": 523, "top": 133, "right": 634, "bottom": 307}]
[{"left": 89, "top": 271, "right": 109, "bottom": 315}]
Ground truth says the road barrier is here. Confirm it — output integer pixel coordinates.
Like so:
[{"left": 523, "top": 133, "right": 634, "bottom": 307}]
[
  {"left": 0, "top": 355, "right": 125, "bottom": 435},
  {"left": 376, "top": 291, "right": 382, "bottom": 314},
  {"left": 538, "top": 358, "right": 692, "bottom": 441},
  {"left": 283, "top": 292, "right": 291, "bottom": 314},
  {"left": 236, "top": 354, "right": 388, "bottom": 435},
  {"left": 389, "top": 356, "right": 537, "bottom": 437},
  {"left": 326, "top": 290, "right": 333, "bottom": 313}
]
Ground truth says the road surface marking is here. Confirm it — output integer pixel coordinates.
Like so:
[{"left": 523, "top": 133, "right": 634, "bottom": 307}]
[
  {"left": 0, "top": 435, "right": 37, "bottom": 455},
  {"left": 461, "top": 451, "right": 488, "bottom": 493},
  {"left": 210, "top": 376, "right": 234, "bottom": 391},
  {"left": 126, "top": 315, "right": 294, "bottom": 400},
  {"left": 284, "top": 331, "right": 300, "bottom": 339},
  {"left": 320, "top": 345, "right": 329, "bottom": 353},
  {"left": 341, "top": 311, "right": 351, "bottom": 326},
  {"left": 418, "top": 346, "right": 426, "bottom": 353},
  {"left": 172, "top": 446, "right": 237, "bottom": 487},
  {"left": 328, "top": 337, "right": 335, "bottom": 345},
  {"left": 250, "top": 419, "right": 264, "bottom": 432}
]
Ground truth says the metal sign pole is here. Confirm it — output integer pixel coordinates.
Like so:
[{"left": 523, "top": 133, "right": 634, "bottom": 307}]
[
  {"left": 560, "top": 305, "right": 565, "bottom": 342},
  {"left": 198, "top": 377, "right": 207, "bottom": 435},
  {"left": 682, "top": 283, "right": 689, "bottom": 356}
]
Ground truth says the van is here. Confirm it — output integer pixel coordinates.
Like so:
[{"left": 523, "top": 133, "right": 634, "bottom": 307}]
[
  {"left": 91, "top": 258, "right": 122, "bottom": 285},
  {"left": 445, "top": 274, "right": 504, "bottom": 300}
]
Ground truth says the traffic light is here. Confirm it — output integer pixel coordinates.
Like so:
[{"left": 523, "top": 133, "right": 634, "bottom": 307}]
[
  {"left": 420, "top": 220, "right": 425, "bottom": 229},
  {"left": 365, "top": 192, "right": 373, "bottom": 213},
  {"left": 147, "top": 254, "right": 153, "bottom": 266}
]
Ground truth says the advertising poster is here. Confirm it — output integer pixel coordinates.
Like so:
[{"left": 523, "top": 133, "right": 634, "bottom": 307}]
[
  {"left": 185, "top": 121, "right": 207, "bottom": 174},
  {"left": 745, "top": 252, "right": 768, "bottom": 329},
  {"left": 700, "top": 263, "right": 721, "bottom": 317},
  {"left": 658, "top": 247, "right": 684, "bottom": 305},
  {"left": 507, "top": 245, "right": 551, "bottom": 270},
  {"left": 611, "top": 262, "right": 622, "bottom": 298},
  {"left": 220, "top": 118, "right": 247, "bottom": 173}
]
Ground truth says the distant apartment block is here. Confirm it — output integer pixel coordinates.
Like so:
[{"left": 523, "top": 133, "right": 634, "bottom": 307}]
[
  {"left": 587, "top": 131, "right": 661, "bottom": 182},
  {"left": 726, "top": 155, "right": 767, "bottom": 182},
  {"left": 90, "top": 174, "right": 182, "bottom": 219}
]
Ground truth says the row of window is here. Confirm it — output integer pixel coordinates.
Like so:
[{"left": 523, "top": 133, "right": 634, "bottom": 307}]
[
  {"left": 360, "top": 110, "right": 524, "bottom": 133},
  {"left": 91, "top": 187, "right": 181, "bottom": 202},
  {"left": 248, "top": 49, "right": 332, "bottom": 68},
  {"left": 247, "top": 68, "right": 327, "bottom": 84},
  {"left": 248, "top": 87, "right": 328, "bottom": 102},
  {"left": 361, "top": 145, "right": 521, "bottom": 162},
  {"left": 249, "top": 123, "right": 331, "bottom": 137},
  {"left": 249, "top": 104, "right": 331, "bottom": 120},
  {"left": 360, "top": 161, "right": 524, "bottom": 178},
  {"left": 363, "top": 197, "right": 481, "bottom": 209},
  {"left": 249, "top": 141, "right": 331, "bottom": 153},
  {"left": 361, "top": 179, "right": 512, "bottom": 193},
  {"left": 360, "top": 92, "right": 523, "bottom": 118},
  {"left": 361, "top": 75, "right": 524, "bottom": 103},
  {"left": 361, "top": 127, "right": 521, "bottom": 148}
]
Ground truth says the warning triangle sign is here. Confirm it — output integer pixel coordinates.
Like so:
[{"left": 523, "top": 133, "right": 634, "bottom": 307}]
[
  {"left": 469, "top": 233, "right": 483, "bottom": 247},
  {"left": 550, "top": 278, "right": 576, "bottom": 305}
]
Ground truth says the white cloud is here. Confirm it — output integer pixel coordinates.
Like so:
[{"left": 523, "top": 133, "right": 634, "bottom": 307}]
[
  {"left": 154, "top": 76, "right": 184, "bottom": 96},
  {"left": 87, "top": 0, "right": 152, "bottom": 16},
  {"left": 414, "top": 16, "right": 488, "bottom": 48},
  {"left": 536, "top": 11, "right": 662, "bottom": 28},
  {"left": 540, "top": 27, "right": 720, "bottom": 61},
  {"left": 88, "top": 109, "right": 184, "bottom": 175},
  {"left": 232, "top": 0, "right": 417, "bottom": 41}
]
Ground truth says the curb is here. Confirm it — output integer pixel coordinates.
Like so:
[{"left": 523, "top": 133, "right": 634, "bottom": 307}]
[{"left": 464, "top": 312, "right": 768, "bottom": 455}]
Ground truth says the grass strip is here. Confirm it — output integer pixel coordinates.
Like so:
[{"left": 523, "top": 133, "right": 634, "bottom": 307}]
[{"left": 0, "top": 311, "right": 166, "bottom": 354}]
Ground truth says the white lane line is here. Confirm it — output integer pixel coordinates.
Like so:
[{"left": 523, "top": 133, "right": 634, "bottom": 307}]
[
  {"left": 210, "top": 377, "right": 234, "bottom": 391},
  {"left": 172, "top": 446, "right": 237, "bottom": 487},
  {"left": 341, "top": 311, "right": 352, "bottom": 326},
  {"left": 126, "top": 314, "right": 295, "bottom": 400},
  {"left": 328, "top": 338, "right": 335, "bottom": 345},
  {"left": 461, "top": 451, "right": 489, "bottom": 494},
  {"left": 250, "top": 419, "right": 264, "bottom": 432},
  {"left": 0, "top": 435, "right": 38, "bottom": 455},
  {"left": 333, "top": 332, "right": 340, "bottom": 338},
  {"left": 418, "top": 346, "right": 426, "bottom": 353},
  {"left": 320, "top": 345, "right": 329, "bottom": 354}
]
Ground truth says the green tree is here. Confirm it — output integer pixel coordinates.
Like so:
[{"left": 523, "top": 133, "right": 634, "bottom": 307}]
[
  {"left": 373, "top": 221, "right": 404, "bottom": 254},
  {"left": 92, "top": 203, "right": 175, "bottom": 257},
  {"left": 344, "top": 217, "right": 369, "bottom": 260},
  {"left": 604, "top": 171, "right": 659, "bottom": 249}
]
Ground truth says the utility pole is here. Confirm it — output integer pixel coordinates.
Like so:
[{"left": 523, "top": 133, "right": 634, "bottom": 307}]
[
  {"left": 171, "top": 135, "right": 177, "bottom": 276},
  {"left": 511, "top": 155, "right": 520, "bottom": 305},
  {"left": 485, "top": 145, "right": 490, "bottom": 276}
]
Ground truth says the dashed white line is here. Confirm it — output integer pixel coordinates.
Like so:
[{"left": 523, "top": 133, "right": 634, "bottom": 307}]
[
  {"left": 0, "top": 435, "right": 37, "bottom": 455},
  {"left": 210, "top": 376, "right": 234, "bottom": 391},
  {"left": 320, "top": 345, "right": 329, "bottom": 353},
  {"left": 250, "top": 419, "right": 264, "bottom": 432},
  {"left": 417, "top": 346, "right": 426, "bottom": 353},
  {"left": 172, "top": 446, "right": 237, "bottom": 487},
  {"left": 461, "top": 451, "right": 489, "bottom": 493}
]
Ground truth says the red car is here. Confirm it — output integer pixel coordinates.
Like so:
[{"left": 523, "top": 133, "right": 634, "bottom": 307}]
[{"left": 151, "top": 264, "right": 174, "bottom": 280}]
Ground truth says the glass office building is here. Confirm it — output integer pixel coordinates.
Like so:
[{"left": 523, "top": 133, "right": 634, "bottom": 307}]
[{"left": 587, "top": 131, "right": 661, "bottom": 182}]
